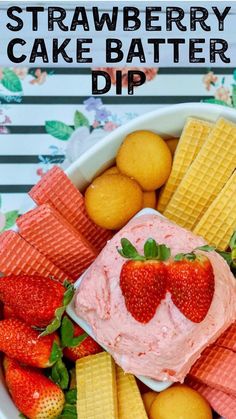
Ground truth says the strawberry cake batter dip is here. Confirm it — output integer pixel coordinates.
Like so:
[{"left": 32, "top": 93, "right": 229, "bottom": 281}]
[{"left": 75, "top": 214, "right": 236, "bottom": 382}]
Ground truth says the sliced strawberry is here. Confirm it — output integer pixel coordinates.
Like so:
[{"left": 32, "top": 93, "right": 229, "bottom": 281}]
[
  {"left": 61, "top": 316, "right": 102, "bottom": 362},
  {"left": 0, "top": 275, "right": 74, "bottom": 335},
  {"left": 0, "top": 318, "right": 61, "bottom": 368},
  {"left": 167, "top": 252, "right": 215, "bottom": 323},
  {"left": 4, "top": 357, "right": 65, "bottom": 419},
  {"left": 118, "top": 238, "right": 170, "bottom": 323},
  {"left": 120, "top": 260, "right": 167, "bottom": 323}
]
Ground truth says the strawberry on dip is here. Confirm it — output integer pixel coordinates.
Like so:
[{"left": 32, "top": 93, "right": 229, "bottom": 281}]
[{"left": 75, "top": 214, "right": 236, "bottom": 383}]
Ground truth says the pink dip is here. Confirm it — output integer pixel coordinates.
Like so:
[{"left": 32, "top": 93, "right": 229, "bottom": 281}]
[{"left": 75, "top": 214, "right": 236, "bottom": 382}]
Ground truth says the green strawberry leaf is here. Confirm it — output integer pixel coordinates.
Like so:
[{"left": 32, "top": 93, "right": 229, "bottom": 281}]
[
  {"left": 117, "top": 238, "right": 145, "bottom": 261},
  {"left": 58, "top": 404, "right": 77, "bottom": 418},
  {"left": 40, "top": 281, "right": 74, "bottom": 337},
  {"left": 50, "top": 358, "right": 69, "bottom": 390},
  {"left": 157, "top": 244, "right": 171, "bottom": 261},
  {"left": 63, "top": 282, "right": 74, "bottom": 306},
  {"left": 19, "top": 414, "right": 27, "bottom": 419},
  {"left": 215, "top": 231, "right": 236, "bottom": 268},
  {"left": 174, "top": 253, "right": 185, "bottom": 261},
  {"left": 229, "top": 231, "right": 236, "bottom": 251},
  {"left": 61, "top": 316, "right": 74, "bottom": 346},
  {"left": 1, "top": 69, "right": 22, "bottom": 92},
  {"left": 174, "top": 246, "right": 215, "bottom": 262},
  {"left": 216, "top": 250, "right": 232, "bottom": 266},
  {"left": 70, "top": 333, "right": 87, "bottom": 347},
  {"left": 40, "top": 306, "right": 65, "bottom": 337},
  {"left": 49, "top": 341, "right": 63, "bottom": 365},
  {"left": 1, "top": 210, "right": 19, "bottom": 231},
  {"left": 61, "top": 316, "right": 87, "bottom": 348},
  {"left": 174, "top": 253, "right": 196, "bottom": 261},
  {"left": 144, "top": 238, "right": 159, "bottom": 259},
  {"left": 118, "top": 238, "right": 171, "bottom": 261},
  {"left": 65, "top": 389, "right": 77, "bottom": 404},
  {"left": 45, "top": 121, "right": 74, "bottom": 140},
  {"left": 195, "top": 245, "right": 215, "bottom": 252},
  {"left": 74, "top": 110, "right": 89, "bottom": 129},
  {"left": 232, "top": 251, "right": 236, "bottom": 268}
]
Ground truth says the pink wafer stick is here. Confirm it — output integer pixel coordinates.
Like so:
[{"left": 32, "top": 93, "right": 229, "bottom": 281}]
[
  {"left": 0, "top": 230, "right": 70, "bottom": 282},
  {"left": 189, "top": 345, "right": 236, "bottom": 397},
  {"left": 17, "top": 204, "right": 97, "bottom": 281},
  {"left": 215, "top": 322, "right": 236, "bottom": 352},
  {"left": 186, "top": 377, "right": 236, "bottom": 419},
  {"left": 29, "top": 167, "right": 112, "bottom": 251}
]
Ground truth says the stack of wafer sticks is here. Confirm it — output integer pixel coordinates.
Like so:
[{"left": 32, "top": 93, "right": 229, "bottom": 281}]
[
  {"left": 186, "top": 322, "right": 236, "bottom": 418},
  {"left": 0, "top": 167, "right": 112, "bottom": 282},
  {"left": 158, "top": 117, "right": 236, "bottom": 250},
  {"left": 76, "top": 352, "right": 148, "bottom": 418}
]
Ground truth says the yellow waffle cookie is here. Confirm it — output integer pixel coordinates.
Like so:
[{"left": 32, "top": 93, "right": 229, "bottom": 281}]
[
  {"left": 164, "top": 118, "right": 236, "bottom": 230},
  {"left": 76, "top": 352, "right": 118, "bottom": 419},
  {"left": 116, "top": 366, "right": 148, "bottom": 419},
  {"left": 158, "top": 118, "right": 212, "bottom": 213},
  {"left": 194, "top": 171, "right": 236, "bottom": 250}
]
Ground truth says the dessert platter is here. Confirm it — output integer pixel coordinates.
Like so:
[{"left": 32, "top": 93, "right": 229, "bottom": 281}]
[{"left": 0, "top": 103, "right": 235, "bottom": 419}]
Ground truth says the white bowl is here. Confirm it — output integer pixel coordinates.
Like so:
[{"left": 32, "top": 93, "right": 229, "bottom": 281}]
[
  {"left": 1, "top": 103, "right": 236, "bottom": 418},
  {"left": 66, "top": 102, "right": 236, "bottom": 190}
]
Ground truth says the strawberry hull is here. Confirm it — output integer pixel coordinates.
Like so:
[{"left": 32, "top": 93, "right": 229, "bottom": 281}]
[{"left": 75, "top": 214, "right": 236, "bottom": 383}]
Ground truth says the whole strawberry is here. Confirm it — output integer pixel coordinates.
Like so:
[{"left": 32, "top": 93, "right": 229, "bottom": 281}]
[
  {"left": 0, "top": 275, "right": 74, "bottom": 334},
  {"left": 62, "top": 316, "right": 102, "bottom": 362},
  {"left": 167, "top": 251, "right": 215, "bottom": 323},
  {"left": 4, "top": 357, "right": 65, "bottom": 419},
  {"left": 118, "top": 238, "right": 170, "bottom": 323},
  {"left": 0, "top": 319, "right": 61, "bottom": 368}
]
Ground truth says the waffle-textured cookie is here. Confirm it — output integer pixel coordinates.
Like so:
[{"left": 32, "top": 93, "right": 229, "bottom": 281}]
[
  {"left": 194, "top": 171, "right": 236, "bottom": 250},
  {"left": 17, "top": 204, "right": 97, "bottom": 281},
  {"left": 29, "top": 166, "right": 112, "bottom": 252},
  {"left": 164, "top": 118, "right": 236, "bottom": 230},
  {"left": 158, "top": 118, "right": 212, "bottom": 212},
  {"left": 186, "top": 377, "right": 236, "bottom": 419},
  {"left": 76, "top": 352, "right": 118, "bottom": 419},
  {"left": 116, "top": 366, "right": 148, "bottom": 419},
  {"left": 0, "top": 230, "right": 70, "bottom": 282},
  {"left": 215, "top": 322, "right": 236, "bottom": 352},
  {"left": 190, "top": 345, "right": 236, "bottom": 396}
]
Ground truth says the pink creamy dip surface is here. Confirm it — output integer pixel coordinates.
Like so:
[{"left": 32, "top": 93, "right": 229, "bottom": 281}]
[{"left": 75, "top": 214, "right": 236, "bottom": 382}]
